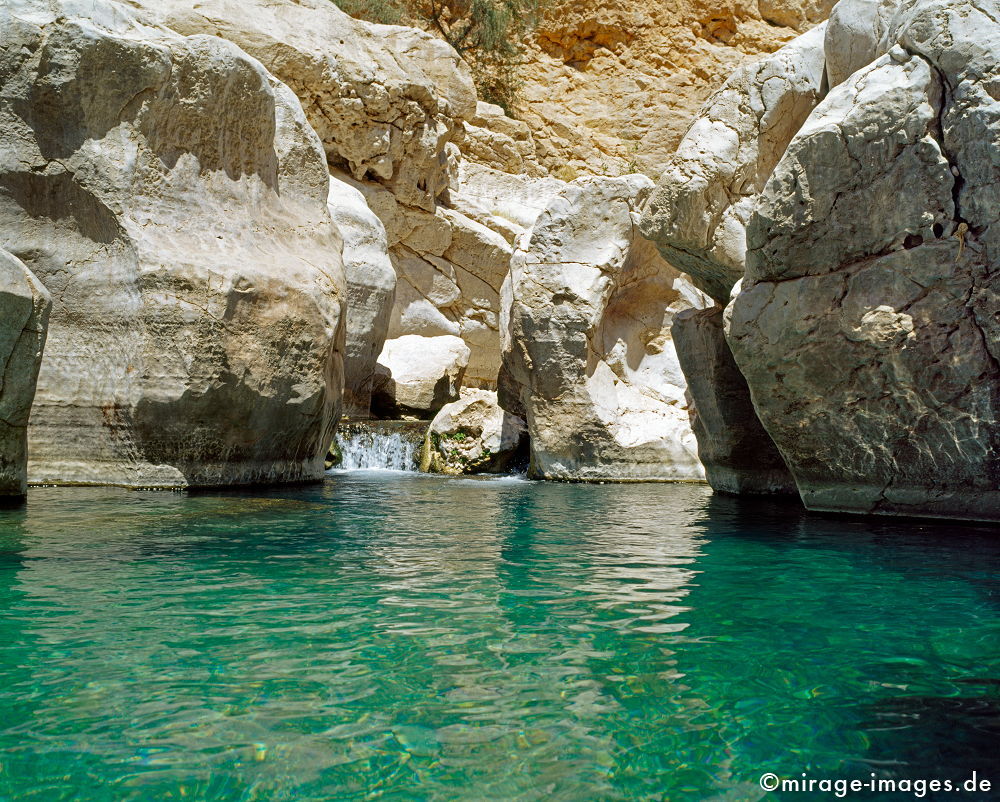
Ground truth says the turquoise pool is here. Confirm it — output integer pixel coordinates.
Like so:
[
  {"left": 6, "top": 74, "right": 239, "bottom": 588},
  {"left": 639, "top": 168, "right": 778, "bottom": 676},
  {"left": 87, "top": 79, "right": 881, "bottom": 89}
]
[{"left": 0, "top": 474, "right": 997, "bottom": 800}]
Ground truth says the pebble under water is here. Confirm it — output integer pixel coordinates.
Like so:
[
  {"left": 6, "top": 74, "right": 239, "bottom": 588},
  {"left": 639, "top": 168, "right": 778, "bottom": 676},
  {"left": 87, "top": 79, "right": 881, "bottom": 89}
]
[{"left": 0, "top": 474, "right": 997, "bottom": 801}]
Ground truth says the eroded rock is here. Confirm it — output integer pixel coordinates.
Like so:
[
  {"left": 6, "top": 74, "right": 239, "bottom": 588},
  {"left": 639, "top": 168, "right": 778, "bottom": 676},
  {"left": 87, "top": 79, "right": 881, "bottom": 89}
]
[
  {"left": 672, "top": 306, "right": 796, "bottom": 495},
  {"left": 0, "top": 0, "right": 346, "bottom": 487},
  {"left": 0, "top": 250, "right": 51, "bottom": 497},
  {"left": 372, "top": 334, "right": 471, "bottom": 418},
  {"left": 727, "top": 0, "right": 1000, "bottom": 520},
  {"left": 328, "top": 172, "right": 396, "bottom": 418},
  {"left": 500, "top": 175, "right": 710, "bottom": 480},
  {"left": 823, "top": 0, "right": 898, "bottom": 87},
  {"left": 639, "top": 24, "right": 828, "bottom": 303},
  {"left": 128, "top": 0, "right": 477, "bottom": 210}
]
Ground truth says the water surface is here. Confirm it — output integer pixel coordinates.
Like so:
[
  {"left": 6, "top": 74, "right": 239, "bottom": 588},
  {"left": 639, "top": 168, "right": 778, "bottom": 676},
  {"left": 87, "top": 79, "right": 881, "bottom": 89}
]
[{"left": 0, "top": 475, "right": 997, "bottom": 800}]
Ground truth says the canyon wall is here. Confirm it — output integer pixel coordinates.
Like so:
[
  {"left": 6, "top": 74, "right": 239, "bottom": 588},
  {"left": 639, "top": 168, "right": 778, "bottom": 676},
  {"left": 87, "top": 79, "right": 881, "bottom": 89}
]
[{"left": 1, "top": 0, "right": 346, "bottom": 487}]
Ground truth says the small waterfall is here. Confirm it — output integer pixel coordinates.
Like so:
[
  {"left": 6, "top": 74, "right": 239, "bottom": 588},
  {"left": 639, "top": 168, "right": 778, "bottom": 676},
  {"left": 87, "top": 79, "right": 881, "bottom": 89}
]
[{"left": 330, "top": 421, "right": 426, "bottom": 472}]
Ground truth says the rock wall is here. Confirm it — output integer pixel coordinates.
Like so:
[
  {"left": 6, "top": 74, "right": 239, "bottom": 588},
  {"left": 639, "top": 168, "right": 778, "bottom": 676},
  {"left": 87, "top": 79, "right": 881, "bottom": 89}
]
[
  {"left": 328, "top": 172, "right": 396, "bottom": 418},
  {"left": 131, "top": 0, "right": 548, "bottom": 394},
  {"left": 129, "top": 0, "right": 476, "bottom": 212},
  {"left": 726, "top": 0, "right": 999, "bottom": 520},
  {"left": 500, "top": 175, "right": 710, "bottom": 480},
  {"left": 0, "top": 0, "right": 346, "bottom": 487},
  {"left": 672, "top": 306, "right": 795, "bottom": 495},
  {"left": 520, "top": 0, "right": 835, "bottom": 179},
  {"left": 639, "top": 24, "right": 828, "bottom": 303},
  {"left": 0, "top": 250, "right": 51, "bottom": 497}
]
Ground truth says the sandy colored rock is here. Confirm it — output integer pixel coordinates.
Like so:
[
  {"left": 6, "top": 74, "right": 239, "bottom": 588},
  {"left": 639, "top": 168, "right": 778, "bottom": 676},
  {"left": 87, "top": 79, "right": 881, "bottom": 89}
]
[
  {"left": 672, "top": 306, "right": 795, "bottom": 495},
  {"left": 500, "top": 175, "right": 710, "bottom": 481},
  {"left": 0, "top": 249, "right": 51, "bottom": 497},
  {"left": 460, "top": 102, "right": 545, "bottom": 177},
  {"left": 0, "top": 0, "right": 346, "bottom": 488},
  {"left": 421, "top": 388, "right": 527, "bottom": 474},
  {"left": 728, "top": 0, "right": 1000, "bottom": 521},
  {"left": 372, "top": 335, "right": 471, "bottom": 418},
  {"left": 328, "top": 172, "right": 397, "bottom": 418},
  {"left": 519, "top": 0, "right": 835, "bottom": 179},
  {"left": 128, "top": 0, "right": 477, "bottom": 210},
  {"left": 639, "top": 24, "right": 827, "bottom": 303}
]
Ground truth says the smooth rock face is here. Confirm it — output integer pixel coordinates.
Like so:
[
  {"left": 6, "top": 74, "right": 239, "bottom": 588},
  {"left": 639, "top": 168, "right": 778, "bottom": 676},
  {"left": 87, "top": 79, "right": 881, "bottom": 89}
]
[
  {"left": 672, "top": 307, "right": 796, "bottom": 495},
  {"left": 728, "top": 0, "right": 1000, "bottom": 521},
  {"left": 0, "top": 250, "right": 51, "bottom": 497},
  {"left": 823, "top": 0, "right": 898, "bottom": 87},
  {"left": 0, "top": 0, "right": 346, "bottom": 488},
  {"left": 449, "top": 162, "right": 566, "bottom": 246},
  {"left": 372, "top": 335, "right": 471, "bottom": 418},
  {"left": 129, "top": 0, "right": 476, "bottom": 211},
  {"left": 421, "top": 388, "right": 527, "bottom": 474},
  {"left": 500, "top": 175, "right": 709, "bottom": 481},
  {"left": 328, "top": 172, "right": 396, "bottom": 418},
  {"left": 639, "top": 24, "right": 828, "bottom": 303}
]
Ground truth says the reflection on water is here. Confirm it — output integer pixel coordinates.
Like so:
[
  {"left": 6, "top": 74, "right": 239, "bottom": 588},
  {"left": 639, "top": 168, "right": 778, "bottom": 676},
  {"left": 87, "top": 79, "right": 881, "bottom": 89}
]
[{"left": 0, "top": 476, "right": 997, "bottom": 801}]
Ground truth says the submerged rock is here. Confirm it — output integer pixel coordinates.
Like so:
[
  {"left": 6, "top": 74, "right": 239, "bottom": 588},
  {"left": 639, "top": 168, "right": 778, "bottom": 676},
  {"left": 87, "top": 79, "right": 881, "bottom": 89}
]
[
  {"left": 500, "top": 175, "right": 709, "bottom": 481},
  {"left": 727, "top": 0, "right": 1000, "bottom": 520},
  {"left": 639, "top": 24, "right": 828, "bottom": 304},
  {"left": 421, "top": 389, "right": 528, "bottom": 475},
  {"left": 372, "top": 335, "right": 471, "bottom": 419},
  {"left": 328, "top": 173, "right": 396, "bottom": 418},
  {"left": 0, "top": 0, "right": 346, "bottom": 487},
  {"left": 0, "top": 250, "right": 51, "bottom": 497},
  {"left": 672, "top": 307, "right": 796, "bottom": 496}
]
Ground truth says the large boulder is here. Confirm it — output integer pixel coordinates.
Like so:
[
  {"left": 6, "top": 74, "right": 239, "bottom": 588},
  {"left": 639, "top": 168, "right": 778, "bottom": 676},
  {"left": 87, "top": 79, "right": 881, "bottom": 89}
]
[
  {"left": 128, "top": 0, "right": 477, "bottom": 211},
  {"left": 0, "top": 0, "right": 346, "bottom": 488},
  {"left": 639, "top": 24, "right": 828, "bottom": 303},
  {"left": 372, "top": 335, "right": 471, "bottom": 418},
  {"left": 420, "top": 388, "right": 528, "bottom": 475},
  {"left": 727, "top": 0, "right": 1000, "bottom": 521},
  {"left": 672, "top": 306, "right": 796, "bottom": 496},
  {"left": 328, "top": 172, "right": 396, "bottom": 418},
  {"left": 0, "top": 250, "right": 51, "bottom": 497},
  {"left": 500, "top": 175, "right": 710, "bottom": 480}
]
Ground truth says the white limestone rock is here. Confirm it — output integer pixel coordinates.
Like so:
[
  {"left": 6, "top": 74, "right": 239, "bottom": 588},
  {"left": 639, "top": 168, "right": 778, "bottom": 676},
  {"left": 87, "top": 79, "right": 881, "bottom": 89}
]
[
  {"left": 127, "top": 0, "right": 477, "bottom": 211},
  {"left": 328, "top": 172, "right": 396, "bottom": 417},
  {"left": 372, "top": 335, "right": 471, "bottom": 418},
  {"left": 500, "top": 175, "right": 710, "bottom": 481},
  {"left": 0, "top": 250, "right": 51, "bottom": 497},
  {"left": 727, "top": 0, "right": 1000, "bottom": 521},
  {"left": 639, "top": 24, "right": 828, "bottom": 303},
  {"left": 0, "top": 0, "right": 347, "bottom": 488},
  {"left": 824, "top": 0, "right": 899, "bottom": 87},
  {"left": 449, "top": 162, "right": 567, "bottom": 245},
  {"left": 421, "top": 388, "right": 527, "bottom": 474}
]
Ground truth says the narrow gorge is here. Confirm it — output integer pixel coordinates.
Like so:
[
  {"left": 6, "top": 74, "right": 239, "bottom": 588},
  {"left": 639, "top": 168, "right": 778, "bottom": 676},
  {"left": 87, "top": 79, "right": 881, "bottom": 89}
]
[{"left": 0, "top": 0, "right": 997, "bottom": 798}]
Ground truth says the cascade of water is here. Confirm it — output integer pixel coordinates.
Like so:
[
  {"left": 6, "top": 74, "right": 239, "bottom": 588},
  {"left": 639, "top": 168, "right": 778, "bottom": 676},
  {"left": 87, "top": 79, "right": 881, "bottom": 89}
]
[{"left": 332, "top": 423, "right": 422, "bottom": 471}]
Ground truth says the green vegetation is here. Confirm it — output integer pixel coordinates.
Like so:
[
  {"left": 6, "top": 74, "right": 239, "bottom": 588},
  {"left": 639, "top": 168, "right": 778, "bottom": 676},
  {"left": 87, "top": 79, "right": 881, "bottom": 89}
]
[{"left": 330, "top": 0, "right": 546, "bottom": 115}]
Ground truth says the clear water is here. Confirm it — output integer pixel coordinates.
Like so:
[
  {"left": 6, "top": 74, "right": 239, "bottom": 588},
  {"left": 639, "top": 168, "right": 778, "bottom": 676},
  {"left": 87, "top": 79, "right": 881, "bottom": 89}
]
[{"left": 0, "top": 475, "right": 997, "bottom": 801}]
